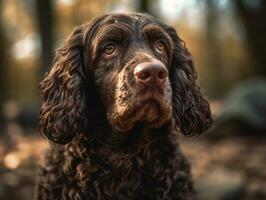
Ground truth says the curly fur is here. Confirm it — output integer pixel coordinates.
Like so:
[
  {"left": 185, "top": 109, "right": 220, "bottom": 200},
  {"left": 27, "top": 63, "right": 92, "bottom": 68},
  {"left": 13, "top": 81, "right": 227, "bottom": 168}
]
[{"left": 37, "top": 13, "right": 212, "bottom": 200}]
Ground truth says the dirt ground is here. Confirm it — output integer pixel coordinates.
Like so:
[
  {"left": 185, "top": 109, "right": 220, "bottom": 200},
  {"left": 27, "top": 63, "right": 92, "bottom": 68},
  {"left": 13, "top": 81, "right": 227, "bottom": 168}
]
[
  {"left": 180, "top": 135, "right": 266, "bottom": 200},
  {"left": 0, "top": 133, "right": 265, "bottom": 200}
]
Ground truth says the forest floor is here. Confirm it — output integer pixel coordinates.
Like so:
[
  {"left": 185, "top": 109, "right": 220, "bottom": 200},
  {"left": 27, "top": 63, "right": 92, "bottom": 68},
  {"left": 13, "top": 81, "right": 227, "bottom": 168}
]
[{"left": 0, "top": 132, "right": 265, "bottom": 200}]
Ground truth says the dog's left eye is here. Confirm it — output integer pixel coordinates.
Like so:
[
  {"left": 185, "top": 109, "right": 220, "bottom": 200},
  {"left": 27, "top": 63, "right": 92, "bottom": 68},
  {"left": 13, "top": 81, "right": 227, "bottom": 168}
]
[
  {"left": 104, "top": 44, "right": 116, "bottom": 55},
  {"left": 154, "top": 41, "right": 166, "bottom": 53}
]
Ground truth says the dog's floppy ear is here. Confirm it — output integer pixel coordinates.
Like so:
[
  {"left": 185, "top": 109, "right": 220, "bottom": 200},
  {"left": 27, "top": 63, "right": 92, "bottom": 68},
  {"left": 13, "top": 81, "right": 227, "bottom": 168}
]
[
  {"left": 166, "top": 26, "right": 212, "bottom": 136},
  {"left": 39, "top": 26, "right": 86, "bottom": 144},
  {"left": 39, "top": 16, "right": 106, "bottom": 144}
]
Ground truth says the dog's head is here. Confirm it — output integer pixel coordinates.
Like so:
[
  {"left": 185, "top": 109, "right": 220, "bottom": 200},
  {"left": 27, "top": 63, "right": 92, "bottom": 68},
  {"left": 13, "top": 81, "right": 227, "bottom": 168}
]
[{"left": 39, "top": 13, "right": 212, "bottom": 144}]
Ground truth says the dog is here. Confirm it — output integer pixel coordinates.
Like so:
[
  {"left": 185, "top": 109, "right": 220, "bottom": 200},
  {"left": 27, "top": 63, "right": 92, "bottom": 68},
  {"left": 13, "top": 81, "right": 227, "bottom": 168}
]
[{"left": 37, "top": 13, "right": 212, "bottom": 200}]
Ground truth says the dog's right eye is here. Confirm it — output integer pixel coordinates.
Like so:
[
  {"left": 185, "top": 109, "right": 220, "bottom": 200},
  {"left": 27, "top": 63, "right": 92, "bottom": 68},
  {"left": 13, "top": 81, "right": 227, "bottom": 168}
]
[
  {"left": 103, "top": 44, "right": 116, "bottom": 55},
  {"left": 154, "top": 41, "right": 166, "bottom": 54}
]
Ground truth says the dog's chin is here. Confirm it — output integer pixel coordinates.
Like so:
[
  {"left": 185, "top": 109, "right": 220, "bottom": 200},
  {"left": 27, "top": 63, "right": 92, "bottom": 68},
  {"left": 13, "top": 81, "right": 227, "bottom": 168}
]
[{"left": 109, "top": 97, "right": 172, "bottom": 133}]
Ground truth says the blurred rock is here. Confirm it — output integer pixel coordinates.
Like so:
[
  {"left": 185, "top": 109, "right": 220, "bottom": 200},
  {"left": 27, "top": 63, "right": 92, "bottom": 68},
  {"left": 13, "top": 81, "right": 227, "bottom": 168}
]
[
  {"left": 16, "top": 104, "right": 39, "bottom": 130},
  {"left": 208, "top": 78, "right": 266, "bottom": 137},
  {"left": 3, "top": 101, "right": 39, "bottom": 129},
  {"left": 195, "top": 168, "right": 245, "bottom": 200},
  {"left": 246, "top": 180, "right": 266, "bottom": 200}
]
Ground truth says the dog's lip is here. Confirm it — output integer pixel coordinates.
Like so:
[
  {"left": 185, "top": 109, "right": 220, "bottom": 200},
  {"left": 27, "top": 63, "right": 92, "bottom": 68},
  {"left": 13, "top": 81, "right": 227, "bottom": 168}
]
[
  {"left": 137, "top": 84, "right": 166, "bottom": 93},
  {"left": 127, "top": 98, "right": 162, "bottom": 120},
  {"left": 137, "top": 87, "right": 166, "bottom": 99}
]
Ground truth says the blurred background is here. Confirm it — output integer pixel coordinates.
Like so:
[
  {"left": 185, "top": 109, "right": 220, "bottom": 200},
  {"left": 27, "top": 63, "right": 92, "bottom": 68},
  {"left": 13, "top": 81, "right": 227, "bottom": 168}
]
[{"left": 0, "top": 0, "right": 265, "bottom": 199}]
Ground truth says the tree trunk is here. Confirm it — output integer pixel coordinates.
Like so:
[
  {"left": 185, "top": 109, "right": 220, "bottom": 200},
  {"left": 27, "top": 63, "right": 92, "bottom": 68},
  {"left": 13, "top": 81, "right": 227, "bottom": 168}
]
[
  {"left": 35, "top": 0, "right": 54, "bottom": 77},
  {"left": 205, "top": 0, "right": 223, "bottom": 98},
  {"left": 138, "top": 0, "right": 149, "bottom": 13},
  {"left": 137, "top": 0, "right": 158, "bottom": 17},
  {"left": 0, "top": 0, "right": 9, "bottom": 125},
  {"left": 234, "top": 0, "right": 266, "bottom": 77}
]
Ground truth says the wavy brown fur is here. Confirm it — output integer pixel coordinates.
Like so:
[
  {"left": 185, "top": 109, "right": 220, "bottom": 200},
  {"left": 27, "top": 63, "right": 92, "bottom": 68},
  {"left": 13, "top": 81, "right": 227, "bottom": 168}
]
[{"left": 37, "top": 13, "right": 212, "bottom": 200}]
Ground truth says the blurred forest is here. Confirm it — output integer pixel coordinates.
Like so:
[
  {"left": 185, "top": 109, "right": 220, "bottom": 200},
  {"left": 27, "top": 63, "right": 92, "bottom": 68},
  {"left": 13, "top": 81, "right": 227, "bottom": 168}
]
[{"left": 0, "top": 0, "right": 265, "bottom": 199}]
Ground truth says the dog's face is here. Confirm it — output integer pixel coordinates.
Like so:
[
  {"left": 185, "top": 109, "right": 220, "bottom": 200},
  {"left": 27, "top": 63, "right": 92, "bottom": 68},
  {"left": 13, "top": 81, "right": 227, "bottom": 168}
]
[
  {"left": 39, "top": 13, "right": 212, "bottom": 144},
  {"left": 90, "top": 15, "right": 173, "bottom": 131}
]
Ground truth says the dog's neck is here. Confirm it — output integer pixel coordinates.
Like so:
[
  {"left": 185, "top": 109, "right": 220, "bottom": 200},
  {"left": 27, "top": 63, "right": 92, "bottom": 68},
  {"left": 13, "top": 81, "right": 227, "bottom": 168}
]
[
  {"left": 87, "top": 121, "right": 173, "bottom": 145},
  {"left": 79, "top": 124, "right": 177, "bottom": 173}
]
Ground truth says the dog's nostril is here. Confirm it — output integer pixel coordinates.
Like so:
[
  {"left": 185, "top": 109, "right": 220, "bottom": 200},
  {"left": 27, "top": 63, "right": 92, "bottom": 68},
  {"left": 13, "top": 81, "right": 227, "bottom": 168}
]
[
  {"left": 137, "top": 70, "right": 151, "bottom": 80},
  {"left": 158, "top": 70, "right": 167, "bottom": 79}
]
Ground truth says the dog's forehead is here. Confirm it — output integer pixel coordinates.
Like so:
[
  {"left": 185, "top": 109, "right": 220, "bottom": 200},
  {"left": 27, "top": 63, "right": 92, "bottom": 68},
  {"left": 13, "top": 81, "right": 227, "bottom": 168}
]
[{"left": 101, "top": 13, "right": 155, "bottom": 28}]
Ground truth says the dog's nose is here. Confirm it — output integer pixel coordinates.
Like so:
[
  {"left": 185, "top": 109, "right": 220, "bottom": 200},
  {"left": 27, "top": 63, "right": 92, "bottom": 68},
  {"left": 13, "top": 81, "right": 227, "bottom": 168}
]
[{"left": 134, "top": 62, "right": 168, "bottom": 86}]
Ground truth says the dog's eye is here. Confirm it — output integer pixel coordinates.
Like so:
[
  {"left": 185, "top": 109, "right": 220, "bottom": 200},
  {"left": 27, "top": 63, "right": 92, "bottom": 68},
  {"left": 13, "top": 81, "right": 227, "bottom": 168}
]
[
  {"left": 104, "top": 44, "right": 116, "bottom": 55},
  {"left": 154, "top": 41, "right": 166, "bottom": 53}
]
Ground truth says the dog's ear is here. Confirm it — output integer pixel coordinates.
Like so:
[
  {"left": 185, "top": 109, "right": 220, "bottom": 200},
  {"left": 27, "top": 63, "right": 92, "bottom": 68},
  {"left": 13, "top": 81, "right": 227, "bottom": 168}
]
[
  {"left": 39, "top": 16, "right": 106, "bottom": 144},
  {"left": 39, "top": 26, "right": 86, "bottom": 144},
  {"left": 166, "top": 26, "right": 212, "bottom": 136}
]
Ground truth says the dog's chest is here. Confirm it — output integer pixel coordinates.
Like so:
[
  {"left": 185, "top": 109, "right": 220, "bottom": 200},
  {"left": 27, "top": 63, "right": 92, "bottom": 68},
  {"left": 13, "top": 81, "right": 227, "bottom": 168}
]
[{"left": 62, "top": 141, "right": 179, "bottom": 199}]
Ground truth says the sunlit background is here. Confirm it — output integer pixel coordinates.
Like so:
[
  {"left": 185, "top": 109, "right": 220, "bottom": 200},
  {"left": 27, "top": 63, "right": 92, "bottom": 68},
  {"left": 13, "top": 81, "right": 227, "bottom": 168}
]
[{"left": 0, "top": 0, "right": 265, "bottom": 199}]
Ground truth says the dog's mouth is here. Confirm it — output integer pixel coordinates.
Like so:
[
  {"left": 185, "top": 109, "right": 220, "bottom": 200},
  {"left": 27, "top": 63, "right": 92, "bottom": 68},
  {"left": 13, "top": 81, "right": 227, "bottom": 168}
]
[
  {"left": 129, "top": 99, "right": 161, "bottom": 122},
  {"left": 109, "top": 88, "right": 172, "bottom": 132}
]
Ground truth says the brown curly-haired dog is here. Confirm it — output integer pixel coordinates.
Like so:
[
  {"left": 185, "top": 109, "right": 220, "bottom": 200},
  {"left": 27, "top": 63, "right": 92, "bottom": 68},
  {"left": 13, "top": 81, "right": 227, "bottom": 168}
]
[{"left": 37, "top": 13, "right": 212, "bottom": 200}]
